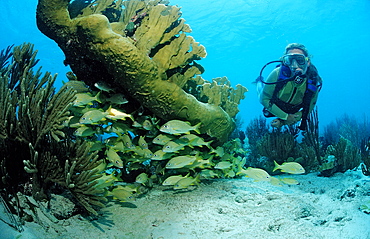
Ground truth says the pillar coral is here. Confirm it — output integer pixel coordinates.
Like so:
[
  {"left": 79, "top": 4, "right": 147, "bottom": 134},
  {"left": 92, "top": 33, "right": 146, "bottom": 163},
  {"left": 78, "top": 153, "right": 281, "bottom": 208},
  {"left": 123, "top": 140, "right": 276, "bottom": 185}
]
[{"left": 36, "top": 0, "right": 248, "bottom": 142}]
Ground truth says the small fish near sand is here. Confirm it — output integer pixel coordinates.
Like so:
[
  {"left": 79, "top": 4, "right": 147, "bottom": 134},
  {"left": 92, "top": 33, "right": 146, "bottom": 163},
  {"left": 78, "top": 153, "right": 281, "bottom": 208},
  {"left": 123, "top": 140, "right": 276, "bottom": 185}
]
[
  {"left": 135, "top": 172, "right": 149, "bottom": 185},
  {"left": 173, "top": 174, "right": 200, "bottom": 190},
  {"left": 238, "top": 167, "right": 271, "bottom": 182},
  {"left": 162, "top": 174, "right": 189, "bottom": 186},
  {"left": 159, "top": 120, "right": 201, "bottom": 135},
  {"left": 165, "top": 155, "right": 197, "bottom": 169},
  {"left": 108, "top": 185, "right": 135, "bottom": 202},
  {"left": 273, "top": 161, "right": 305, "bottom": 174}
]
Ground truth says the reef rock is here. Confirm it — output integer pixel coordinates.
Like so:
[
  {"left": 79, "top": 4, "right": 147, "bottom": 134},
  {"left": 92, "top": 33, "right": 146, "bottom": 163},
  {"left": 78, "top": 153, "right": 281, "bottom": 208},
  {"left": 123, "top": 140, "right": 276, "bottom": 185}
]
[{"left": 36, "top": 0, "right": 248, "bottom": 142}]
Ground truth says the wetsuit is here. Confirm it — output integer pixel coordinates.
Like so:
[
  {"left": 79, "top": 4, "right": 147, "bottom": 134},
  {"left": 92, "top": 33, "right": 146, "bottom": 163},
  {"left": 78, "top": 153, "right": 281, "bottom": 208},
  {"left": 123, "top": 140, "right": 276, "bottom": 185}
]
[{"left": 259, "top": 65, "right": 322, "bottom": 121}]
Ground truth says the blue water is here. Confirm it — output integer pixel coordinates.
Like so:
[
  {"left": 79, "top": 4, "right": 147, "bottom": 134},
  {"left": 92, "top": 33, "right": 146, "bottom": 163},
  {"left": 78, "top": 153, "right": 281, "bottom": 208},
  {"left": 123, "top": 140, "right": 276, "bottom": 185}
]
[{"left": 1, "top": 0, "right": 369, "bottom": 129}]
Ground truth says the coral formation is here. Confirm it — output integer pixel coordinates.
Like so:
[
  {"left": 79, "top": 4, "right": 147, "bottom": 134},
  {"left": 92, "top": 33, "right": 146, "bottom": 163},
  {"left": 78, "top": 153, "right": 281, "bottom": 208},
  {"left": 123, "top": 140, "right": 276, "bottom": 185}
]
[
  {"left": 36, "top": 0, "right": 248, "bottom": 142},
  {"left": 361, "top": 138, "right": 370, "bottom": 176},
  {"left": 325, "top": 137, "right": 362, "bottom": 174},
  {"left": 257, "top": 129, "right": 297, "bottom": 164},
  {"left": 0, "top": 43, "right": 109, "bottom": 228},
  {"left": 300, "top": 109, "right": 322, "bottom": 164},
  {"left": 65, "top": 85, "right": 249, "bottom": 192}
]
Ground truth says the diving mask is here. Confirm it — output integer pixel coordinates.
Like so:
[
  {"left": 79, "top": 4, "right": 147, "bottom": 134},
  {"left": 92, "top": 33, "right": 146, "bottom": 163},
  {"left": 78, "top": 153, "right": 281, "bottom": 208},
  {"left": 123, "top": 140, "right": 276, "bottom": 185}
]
[{"left": 282, "top": 54, "right": 308, "bottom": 66}]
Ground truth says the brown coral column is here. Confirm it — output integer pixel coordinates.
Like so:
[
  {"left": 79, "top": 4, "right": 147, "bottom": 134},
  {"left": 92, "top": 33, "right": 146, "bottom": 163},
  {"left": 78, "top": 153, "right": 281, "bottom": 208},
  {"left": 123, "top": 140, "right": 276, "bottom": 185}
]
[{"left": 36, "top": 0, "right": 235, "bottom": 142}]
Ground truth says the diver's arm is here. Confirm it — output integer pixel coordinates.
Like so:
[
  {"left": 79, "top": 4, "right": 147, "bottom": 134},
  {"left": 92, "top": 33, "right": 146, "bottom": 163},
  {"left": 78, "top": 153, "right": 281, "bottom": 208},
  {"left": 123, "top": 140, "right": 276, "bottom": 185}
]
[
  {"left": 308, "top": 75, "right": 322, "bottom": 113},
  {"left": 259, "top": 68, "right": 289, "bottom": 120},
  {"left": 308, "top": 89, "right": 319, "bottom": 113}
]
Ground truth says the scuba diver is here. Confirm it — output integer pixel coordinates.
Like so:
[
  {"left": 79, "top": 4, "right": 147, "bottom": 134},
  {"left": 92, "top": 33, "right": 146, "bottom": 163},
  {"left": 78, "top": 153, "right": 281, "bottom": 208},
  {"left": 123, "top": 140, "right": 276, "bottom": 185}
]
[{"left": 256, "top": 43, "right": 322, "bottom": 130}]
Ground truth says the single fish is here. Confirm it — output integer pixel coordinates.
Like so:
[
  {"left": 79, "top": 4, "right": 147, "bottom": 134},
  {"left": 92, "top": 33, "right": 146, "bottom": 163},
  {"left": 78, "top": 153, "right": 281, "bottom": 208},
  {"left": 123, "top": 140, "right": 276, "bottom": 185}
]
[
  {"left": 186, "top": 157, "right": 211, "bottom": 170},
  {"left": 210, "top": 146, "right": 225, "bottom": 157},
  {"left": 66, "top": 71, "right": 78, "bottom": 81},
  {"left": 106, "top": 147, "right": 124, "bottom": 168},
  {"left": 180, "top": 134, "right": 212, "bottom": 148},
  {"left": 153, "top": 134, "right": 176, "bottom": 145},
  {"left": 79, "top": 109, "right": 108, "bottom": 124},
  {"left": 74, "top": 125, "right": 96, "bottom": 137},
  {"left": 173, "top": 174, "right": 200, "bottom": 190},
  {"left": 151, "top": 150, "right": 174, "bottom": 160},
  {"left": 138, "top": 136, "right": 148, "bottom": 149},
  {"left": 73, "top": 92, "right": 101, "bottom": 107},
  {"left": 135, "top": 173, "right": 149, "bottom": 185},
  {"left": 165, "top": 155, "right": 197, "bottom": 169},
  {"left": 162, "top": 174, "right": 189, "bottom": 186},
  {"left": 92, "top": 161, "right": 107, "bottom": 173},
  {"left": 214, "top": 161, "right": 233, "bottom": 170},
  {"left": 132, "top": 121, "right": 142, "bottom": 128},
  {"left": 200, "top": 169, "right": 220, "bottom": 179},
  {"left": 106, "top": 122, "right": 131, "bottom": 135},
  {"left": 159, "top": 120, "right": 201, "bottom": 135},
  {"left": 64, "top": 80, "right": 89, "bottom": 93},
  {"left": 108, "top": 186, "right": 135, "bottom": 202},
  {"left": 273, "top": 161, "right": 305, "bottom": 174},
  {"left": 132, "top": 147, "right": 153, "bottom": 158},
  {"left": 109, "top": 141, "right": 124, "bottom": 152},
  {"left": 269, "top": 176, "right": 283, "bottom": 187},
  {"left": 162, "top": 140, "right": 187, "bottom": 153},
  {"left": 279, "top": 177, "right": 299, "bottom": 185},
  {"left": 239, "top": 167, "right": 271, "bottom": 182},
  {"left": 121, "top": 134, "right": 135, "bottom": 149},
  {"left": 94, "top": 81, "right": 114, "bottom": 92},
  {"left": 106, "top": 93, "right": 128, "bottom": 105},
  {"left": 106, "top": 106, "right": 134, "bottom": 121},
  {"left": 93, "top": 173, "right": 117, "bottom": 189},
  {"left": 142, "top": 119, "right": 153, "bottom": 131}
]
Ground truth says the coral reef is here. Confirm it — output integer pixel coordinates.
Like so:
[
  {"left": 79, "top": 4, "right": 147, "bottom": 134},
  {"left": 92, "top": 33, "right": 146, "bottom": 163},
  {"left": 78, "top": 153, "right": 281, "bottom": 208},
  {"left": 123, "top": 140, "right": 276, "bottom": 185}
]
[
  {"left": 321, "top": 137, "right": 362, "bottom": 176},
  {"left": 299, "top": 109, "right": 323, "bottom": 166},
  {"left": 256, "top": 129, "right": 297, "bottom": 165},
  {"left": 244, "top": 116, "right": 269, "bottom": 167},
  {"left": 36, "top": 0, "right": 248, "bottom": 142},
  {"left": 0, "top": 43, "right": 109, "bottom": 230},
  {"left": 245, "top": 111, "right": 322, "bottom": 172},
  {"left": 323, "top": 113, "right": 370, "bottom": 149},
  {"left": 360, "top": 137, "right": 370, "bottom": 176},
  {"left": 319, "top": 113, "right": 369, "bottom": 176},
  {"left": 65, "top": 85, "right": 248, "bottom": 192}
]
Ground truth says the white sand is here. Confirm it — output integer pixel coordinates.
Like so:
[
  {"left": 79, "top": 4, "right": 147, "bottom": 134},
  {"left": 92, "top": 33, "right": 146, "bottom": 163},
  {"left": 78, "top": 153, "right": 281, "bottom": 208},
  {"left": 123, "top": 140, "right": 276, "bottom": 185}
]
[{"left": 1, "top": 169, "right": 370, "bottom": 239}]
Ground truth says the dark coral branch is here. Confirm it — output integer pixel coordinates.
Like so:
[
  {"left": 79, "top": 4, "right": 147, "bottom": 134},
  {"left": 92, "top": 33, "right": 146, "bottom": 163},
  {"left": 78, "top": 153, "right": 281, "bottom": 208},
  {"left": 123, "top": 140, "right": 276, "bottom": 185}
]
[{"left": 302, "top": 108, "right": 322, "bottom": 164}]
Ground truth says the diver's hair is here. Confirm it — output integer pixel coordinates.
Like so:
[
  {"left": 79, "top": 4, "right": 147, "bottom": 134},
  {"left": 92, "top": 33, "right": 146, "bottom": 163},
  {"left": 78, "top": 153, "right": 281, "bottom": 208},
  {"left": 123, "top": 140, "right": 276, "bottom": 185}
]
[{"left": 285, "top": 43, "right": 311, "bottom": 58}]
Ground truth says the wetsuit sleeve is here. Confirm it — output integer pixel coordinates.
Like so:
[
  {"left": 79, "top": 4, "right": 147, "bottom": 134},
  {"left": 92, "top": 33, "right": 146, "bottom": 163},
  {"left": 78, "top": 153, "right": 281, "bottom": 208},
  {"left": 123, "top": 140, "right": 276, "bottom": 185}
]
[{"left": 259, "top": 68, "right": 289, "bottom": 120}]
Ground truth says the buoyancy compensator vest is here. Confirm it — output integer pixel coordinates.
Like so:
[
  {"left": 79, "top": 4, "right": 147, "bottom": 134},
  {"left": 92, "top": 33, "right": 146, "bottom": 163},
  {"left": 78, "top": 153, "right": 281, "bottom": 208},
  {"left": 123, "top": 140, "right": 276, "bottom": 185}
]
[{"left": 255, "top": 60, "right": 322, "bottom": 130}]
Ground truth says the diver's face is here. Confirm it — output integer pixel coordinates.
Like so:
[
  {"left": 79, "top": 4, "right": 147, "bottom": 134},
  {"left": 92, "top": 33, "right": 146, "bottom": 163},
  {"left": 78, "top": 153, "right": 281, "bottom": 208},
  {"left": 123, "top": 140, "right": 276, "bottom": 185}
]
[{"left": 286, "top": 48, "right": 310, "bottom": 75}]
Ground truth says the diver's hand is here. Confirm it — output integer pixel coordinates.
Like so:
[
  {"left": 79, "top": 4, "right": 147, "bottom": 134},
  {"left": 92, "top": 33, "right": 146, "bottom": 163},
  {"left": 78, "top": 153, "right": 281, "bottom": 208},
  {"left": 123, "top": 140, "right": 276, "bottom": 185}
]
[{"left": 285, "top": 112, "right": 302, "bottom": 125}]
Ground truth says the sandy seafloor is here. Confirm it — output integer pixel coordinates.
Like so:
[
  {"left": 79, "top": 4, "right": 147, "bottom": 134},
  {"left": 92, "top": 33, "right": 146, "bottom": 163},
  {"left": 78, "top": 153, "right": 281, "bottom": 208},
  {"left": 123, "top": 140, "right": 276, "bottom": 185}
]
[{"left": 1, "top": 169, "right": 370, "bottom": 239}]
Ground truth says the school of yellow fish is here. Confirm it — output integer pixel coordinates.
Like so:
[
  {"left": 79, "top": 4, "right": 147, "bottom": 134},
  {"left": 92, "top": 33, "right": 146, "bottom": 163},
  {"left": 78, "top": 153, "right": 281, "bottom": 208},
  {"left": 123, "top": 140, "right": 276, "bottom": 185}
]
[{"left": 65, "top": 81, "right": 306, "bottom": 202}]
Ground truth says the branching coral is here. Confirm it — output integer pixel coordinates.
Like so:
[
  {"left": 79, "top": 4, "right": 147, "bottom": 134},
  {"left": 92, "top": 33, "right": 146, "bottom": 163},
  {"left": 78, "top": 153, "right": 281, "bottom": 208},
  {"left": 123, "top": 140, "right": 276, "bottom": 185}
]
[
  {"left": 256, "top": 129, "right": 296, "bottom": 164},
  {"left": 36, "top": 0, "right": 248, "bottom": 142},
  {"left": 300, "top": 108, "right": 322, "bottom": 165},
  {"left": 360, "top": 138, "right": 370, "bottom": 176},
  {"left": 0, "top": 43, "right": 108, "bottom": 219},
  {"left": 325, "top": 137, "right": 361, "bottom": 173}
]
